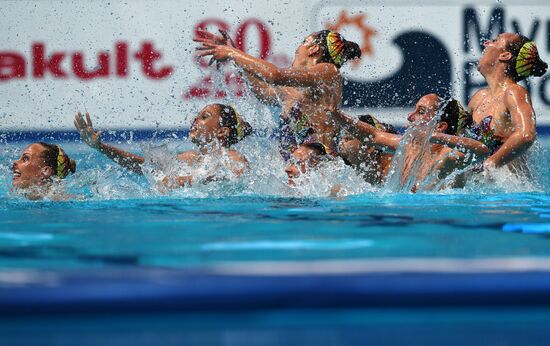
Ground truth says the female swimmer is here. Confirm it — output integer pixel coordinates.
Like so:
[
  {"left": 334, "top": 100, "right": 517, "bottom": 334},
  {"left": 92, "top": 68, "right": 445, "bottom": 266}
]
[
  {"left": 74, "top": 104, "right": 252, "bottom": 188},
  {"left": 328, "top": 94, "right": 489, "bottom": 191},
  {"left": 336, "top": 115, "right": 396, "bottom": 185},
  {"left": 195, "top": 29, "right": 360, "bottom": 160},
  {"left": 11, "top": 142, "right": 76, "bottom": 200},
  {"left": 468, "top": 33, "right": 547, "bottom": 171}
]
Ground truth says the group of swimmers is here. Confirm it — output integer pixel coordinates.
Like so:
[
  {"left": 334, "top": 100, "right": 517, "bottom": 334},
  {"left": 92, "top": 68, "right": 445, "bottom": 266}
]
[{"left": 10, "top": 28, "right": 548, "bottom": 199}]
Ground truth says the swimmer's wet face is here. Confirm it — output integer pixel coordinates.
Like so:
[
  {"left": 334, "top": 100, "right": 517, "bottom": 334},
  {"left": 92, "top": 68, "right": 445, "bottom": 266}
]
[
  {"left": 478, "top": 33, "right": 515, "bottom": 73},
  {"left": 12, "top": 143, "right": 53, "bottom": 189},
  {"left": 407, "top": 94, "right": 440, "bottom": 125},
  {"left": 189, "top": 104, "right": 225, "bottom": 146},
  {"left": 292, "top": 35, "right": 319, "bottom": 67},
  {"left": 284, "top": 144, "right": 324, "bottom": 185}
]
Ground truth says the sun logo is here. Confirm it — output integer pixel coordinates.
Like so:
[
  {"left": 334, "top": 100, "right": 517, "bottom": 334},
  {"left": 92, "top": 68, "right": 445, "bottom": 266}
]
[{"left": 325, "top": 11, "right": 376, "bottom": 69}]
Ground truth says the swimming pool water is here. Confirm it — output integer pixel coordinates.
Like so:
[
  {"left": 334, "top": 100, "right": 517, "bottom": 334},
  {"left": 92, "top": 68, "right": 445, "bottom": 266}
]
[
  {"left": 2, "top": 138, "right": 550, "bottom": 346},
  {"left": 1, "top": 139, "right": 550, "bottom": 270}
]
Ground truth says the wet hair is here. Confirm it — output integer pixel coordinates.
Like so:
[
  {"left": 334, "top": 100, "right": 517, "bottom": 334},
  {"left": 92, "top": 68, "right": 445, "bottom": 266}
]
[
  {"left": 311, "top": 30, "right": 361, "bottom": 68},
  {"left": 438, "top": 99, "right": 473, "bottom": 136},
  {"left": 214, "top": 104, "right": 253, "bottom": 146},
  {"left": 505, "top": 34, "right": 548, "bottom": 82},
  {"left": 358, "top": 114, "right": 398, "bottom": 134},
  {"left": 37, "top": 142, "right": 76, "bottom": 179}
]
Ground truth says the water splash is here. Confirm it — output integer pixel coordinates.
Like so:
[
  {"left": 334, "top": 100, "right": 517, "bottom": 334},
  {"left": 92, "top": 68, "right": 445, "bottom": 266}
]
[{"left": 383, "top": 116, "right": 439, "bottom": 193}]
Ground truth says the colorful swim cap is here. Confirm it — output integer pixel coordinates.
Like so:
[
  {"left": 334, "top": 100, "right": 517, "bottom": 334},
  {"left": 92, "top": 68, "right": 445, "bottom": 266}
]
[
  {"left": 515, "top": 41, "right": 539, "bottom": 78},
  {"left": 326, "top": 31, "right": 345, "bottom": 67},
  {"left": 56, "top": 145, "right": 69, "bottom": 179},
  {"left": 229, "top": 106, "right": 245, "bottom": 141}
]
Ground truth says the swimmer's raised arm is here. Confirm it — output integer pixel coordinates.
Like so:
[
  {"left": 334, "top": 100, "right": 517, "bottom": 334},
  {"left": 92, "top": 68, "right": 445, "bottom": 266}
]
[
  {"left": 194, "top": 31, "right": 282, "bottom": 105},
  {"left": 485, "top": 85, "right": 537, "bottom": 169},
  {"left": 243, "top": 73, "right": 282, "bottom": 106},
  {"left": 74, "top": 112, "right": 144, "bottom": 174},
  {"left": 326, "top": 108, "right": 401, "bottom": 151},
  {"left": 196, "top": 42, "right": 339, "bottom": 88},
  {"left": 430, "top": 133, "right": 490, "bottom": 159}
]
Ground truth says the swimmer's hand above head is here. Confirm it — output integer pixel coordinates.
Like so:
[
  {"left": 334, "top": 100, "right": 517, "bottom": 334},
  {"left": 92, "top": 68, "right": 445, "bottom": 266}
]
[
  {"left": 194, "top": 28, "right": 236, "bottom": 48},
  {"left": 195, "top": 41, "right": 236, "bottom": 65},
  {"left": 74, "top": 112, "right": 102, "bottom": 149},
  {"left": 194, "top": 29, "right": 238, "bottom": 69}
]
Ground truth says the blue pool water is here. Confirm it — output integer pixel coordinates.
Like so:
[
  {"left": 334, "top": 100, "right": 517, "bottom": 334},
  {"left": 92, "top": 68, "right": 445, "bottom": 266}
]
[
  {"left": 1, "top": 138, "right": 550, "bottom": 269},
  {"left": 2, "top": 192, "right": 550, "bottom": 269},
  {"left": 2, "top": 137, "right": 550, "bottom": 345}
]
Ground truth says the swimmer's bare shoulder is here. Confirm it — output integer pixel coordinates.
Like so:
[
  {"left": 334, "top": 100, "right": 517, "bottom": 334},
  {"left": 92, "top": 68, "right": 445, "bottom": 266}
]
[
  {"left": 176, "top": 150, "right": 200, "bottom": 165},
  {"left": 503, "top": 83, "right": 531, "bottom": 104}
]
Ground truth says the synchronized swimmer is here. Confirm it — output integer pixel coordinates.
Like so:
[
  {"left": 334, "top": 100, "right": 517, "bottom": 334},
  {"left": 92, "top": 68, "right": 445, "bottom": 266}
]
[
  {"left": 74, "top": 104, "right": 252, "bottom": 189},
  {"left": 9, "top": 29, "right": 548, "bottom": 199}
]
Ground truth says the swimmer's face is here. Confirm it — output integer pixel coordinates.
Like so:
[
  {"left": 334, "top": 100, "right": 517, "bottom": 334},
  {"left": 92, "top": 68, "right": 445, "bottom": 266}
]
[
  {"left": 407, "top": 94, "right": 440, "bottom": 125},
  {"left": 293, "top": 35, "right": 318, "bottom": 67},
  {"left": 478, "top": 33, "right": 516, "bottom": 70},
  {"left": 284, "top": 145, "right": 322, "bottom": 186},
  {"left": 189, "top": 105, "right": 223, "bottom": 146},
  {"left": 12, "top": 143, "right": 52, "bottom": 189}
]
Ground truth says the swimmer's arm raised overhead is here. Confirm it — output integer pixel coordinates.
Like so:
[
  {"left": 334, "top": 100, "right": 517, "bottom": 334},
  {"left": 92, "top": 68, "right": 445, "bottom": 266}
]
[
  {"left": 74, "top": 112, "right": 144, "bottom": 175},
  {"left": 196, "top": 41, "right": 338, "bottom": 88},
  {"left": 193, "top": 30, "right": 283, "bottom": 105},
  {"left": 430, "top": 133, "right": 490, "bottom": 159},
  {"left": 326, "top": 108, "right": 401, "bottom": 151},
  {"left": 243, "top": 73, "right": 282, "bottom": 106},
  {"left": 485, "top": 85, "right": 537, "bottom": 168}
]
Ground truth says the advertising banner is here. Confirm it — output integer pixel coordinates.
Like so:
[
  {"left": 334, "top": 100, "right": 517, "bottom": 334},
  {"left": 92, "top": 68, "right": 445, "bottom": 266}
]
[{"left": 1, "top": 0, "right": 549, "bottom": 132}]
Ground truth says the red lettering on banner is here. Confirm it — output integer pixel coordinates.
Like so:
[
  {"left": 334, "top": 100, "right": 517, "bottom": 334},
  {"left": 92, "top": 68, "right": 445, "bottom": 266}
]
[
  {"left": 72, "top": 52, "right": 110, "bottom": 79},
  {"left": 134, "top": 42, "right": 173, "bottom": 79},
  {"left": 225, "top": 73, "right": 243, "bottom": 97},
  {"left": 185, "top": 75, "right": 213, "bottom": 98},
  {"left": 185, "top": 17, "right": 283, "bottom": 100},
  {"left": 116, "top": 42, "right": 129, "bottom": 77},
  {"left": 234, "top": 19, "right": 271, "bottom": 59},
  {"left": 194, "top": 18, "right": 230, "bottom": 38},
  {"left": 32, "top": 43, "right": 67, "bottom": 78},
  {"left": 183, "top": 73, "right": 244, "bottom": 100},
  {"left": 0, "top": 52, "right": 25, "bottom": 80}
]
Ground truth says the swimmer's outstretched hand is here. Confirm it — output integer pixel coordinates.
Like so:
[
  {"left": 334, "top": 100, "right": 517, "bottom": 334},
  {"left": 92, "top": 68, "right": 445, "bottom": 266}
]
[
  {"left": 74, "top": 112, "right": 102, "bottom": 149},
  {"left": 194, "top": 29, "right": 238, "bottom": 69},
  {"left": 193, "top": 29, "right": 236, "bottom": 48}
]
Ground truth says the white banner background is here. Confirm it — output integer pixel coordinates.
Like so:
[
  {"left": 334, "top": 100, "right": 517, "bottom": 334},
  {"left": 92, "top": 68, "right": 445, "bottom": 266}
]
[{"left": 0, "top": 0, "right": 549, "bottom": 131}]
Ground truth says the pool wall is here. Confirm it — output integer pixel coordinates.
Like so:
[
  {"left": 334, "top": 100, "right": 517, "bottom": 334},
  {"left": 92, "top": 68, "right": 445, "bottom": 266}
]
[{"left": 2, "top": 259, "right": 550, "bottom": 345}]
